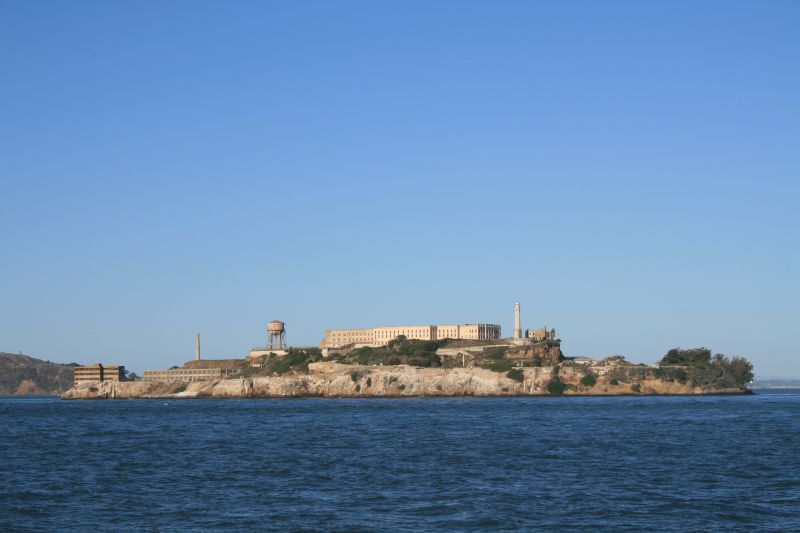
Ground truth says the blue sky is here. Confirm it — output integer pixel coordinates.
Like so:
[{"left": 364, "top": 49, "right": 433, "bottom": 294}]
[{"left": 1, "top": 1, "right": 798, "bottom": 377}]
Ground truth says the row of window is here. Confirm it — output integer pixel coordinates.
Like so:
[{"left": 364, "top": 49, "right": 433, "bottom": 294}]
[{"left": 143, "top": 369, "right": 239, "bottom": 376}]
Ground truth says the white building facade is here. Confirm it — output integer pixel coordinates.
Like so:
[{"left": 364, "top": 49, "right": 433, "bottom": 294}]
[{"left": 321, "top": 323, "right": 501, "bottom": 349}]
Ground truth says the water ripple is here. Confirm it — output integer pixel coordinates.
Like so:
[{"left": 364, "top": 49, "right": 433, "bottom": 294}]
[{"left": 0, "top": 393, "right": 799, "bottom": 531}]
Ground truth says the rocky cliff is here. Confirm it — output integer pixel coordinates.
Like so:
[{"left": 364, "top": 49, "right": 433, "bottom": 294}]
[{"left": 61, "top": 363, "right": 747, "bottom": 400}]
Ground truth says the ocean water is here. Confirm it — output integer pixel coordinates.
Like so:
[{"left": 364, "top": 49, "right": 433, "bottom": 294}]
[{"left": 1, "top": 392, "right": 799, "bottom": 532}]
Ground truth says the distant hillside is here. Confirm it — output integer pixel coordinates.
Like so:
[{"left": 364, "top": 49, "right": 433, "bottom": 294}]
[
  {"left": 0, "top": 353, "right": 76, "bottom": 395},
  {"left": 750, "top": 379, "right": 800, "bottom": 389}
]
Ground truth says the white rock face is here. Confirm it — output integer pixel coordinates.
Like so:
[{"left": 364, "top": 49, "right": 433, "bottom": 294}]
[
  {"left": 62, "top": 366, "right": 554, "bottom": 399},
  {"left": 60, "top": 364, "right": 735, "bottom": 400}
]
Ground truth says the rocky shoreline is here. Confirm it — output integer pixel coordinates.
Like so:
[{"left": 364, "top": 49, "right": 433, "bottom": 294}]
[{"left": 61, "top": 363, "right": 748, "bottom": 400}]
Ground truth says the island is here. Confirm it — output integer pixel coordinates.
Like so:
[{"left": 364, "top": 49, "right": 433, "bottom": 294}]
[{"left": 61, "top": 340, "right": 753, "bottom": 399}]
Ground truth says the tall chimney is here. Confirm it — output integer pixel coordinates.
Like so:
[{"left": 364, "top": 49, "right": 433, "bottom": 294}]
[
  {"left": 514, "top": 303, "right": 522, "bottom": 339},
  {"left": 196, "top": 332, "right": 201, "bottom": 361}
]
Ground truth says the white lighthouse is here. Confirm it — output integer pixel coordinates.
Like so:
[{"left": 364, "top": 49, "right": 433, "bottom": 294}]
[{"left": 514, "top": 302, "right": 522, "bottom": 339}]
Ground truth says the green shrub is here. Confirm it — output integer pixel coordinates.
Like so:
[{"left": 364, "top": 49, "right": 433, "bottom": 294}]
[
  {"left": 387, "top": 335, "right": 407, "bottom": 349},
  {"left": 264, "top": 348, "right": 324, "bottom": 375},
  {"left": 350, "top": 371, "right": 360, "bottom": 382},
  {"left": 487, "top": 359, "right": 513, "bottom": 372},
  {"left": 506, "top": 368, "right": 524, "bottom": 382},
  {"left": 609, "top": 378, "right": 619, "bottom": 386},
  {"left": 408, "top": 351, "right": 441, "bottom": 368},
  {"left": 366, "top": 377, "right": 372, "bottom": 387},
  {"left": 355, "top": 384, "right": 361, "bottom": 393},
  {"left": 609, "top": 368, "right": 627, "bottom": 383},
  {"left": 337, "top": 337, "right": 443, "bottom": 367},
  {"left": 171, "top": 383, "right": 187, "bottom": 393},
  {"left": 631, "top": 383, "right": 641, "bottom": 393},
  {"left": 580, "top": 373, "right": 597, "bottom": 387},
  {"left": 627, "top": 367, "right": 650, "bottom": 380},
  {"left": 88, "top": 386, "right": 98, "bottom": 393},
  {"left": 653, "top": 367, "right": 687, "bottom": 383},
  {"left": 484, "top": 347, "right": 508, "bottom": 360},
  {"left": 269, "top": 359, "right": 292, "bottom": 375},
  {"left": 547, "top": 377, "right": 566, "bottom": 395},
  {"left": 351, "top": 347, "right": 375, "bottom": 365},
  {"left": 398, "top": 384, "right": 406, "bottom": 391}
]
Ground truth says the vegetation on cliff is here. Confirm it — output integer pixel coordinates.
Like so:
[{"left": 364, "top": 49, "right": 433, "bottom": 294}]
[
  {"left": 189, "top": 342, "right": 752, "bottom": 394},
  {"left": 545, "top": 365, "right": 574, "bottom": 395},
  {"left": 594, "top": 348, "right": 753, "bottom": 392},
  {"left": 241, "top": 348, "right": 324, "bottom": 377},
  {"left": 481, "top": 346, "right": 513, "bottom": 372},
  {"left": 329, "top": 337, "right": 445, "bottom": 367},
  {"left": 657, "top": 348, "right": 753, "bottom": 390},
  {"left": 0, "top": 353, "right": 76, "bottom": 395},
  {"left": 506, "top": 368, "right": 524, "bottom": 382}
]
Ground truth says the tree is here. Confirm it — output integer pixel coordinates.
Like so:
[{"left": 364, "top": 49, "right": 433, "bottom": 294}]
[
  {"left": 660, "top": 348, "right": 712, "bottom": 366},
  {"left": 660, "top": 348, "right": 753, "bottom": 389},
  {"left": 727, "top": 356, "right": 754, "bottom": 385},
  {"left": 387, "top": 335, "right": 407, "bottom": 349}
]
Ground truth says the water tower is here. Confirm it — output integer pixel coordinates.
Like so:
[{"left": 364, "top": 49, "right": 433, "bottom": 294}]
[{"left": 267, "top": 320, "right": 286, "bottom": 350}]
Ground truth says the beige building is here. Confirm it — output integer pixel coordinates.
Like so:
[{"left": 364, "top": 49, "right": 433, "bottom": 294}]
[
  {"left": 142, "top": 368, "right": 240, "bottom": 382},
  {"left": 526, "top": 327, "right": 556, "bottom": 342},
  {"left": 73, "top": 364, "right": 126, "bottom": 387},
  {"left": 321, "top": 323, "right": 501, "bottom": 349}
]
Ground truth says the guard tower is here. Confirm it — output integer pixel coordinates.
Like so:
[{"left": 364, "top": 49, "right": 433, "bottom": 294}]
[{"left": 267, "top": 320, "right": 286, "bottom": 350}]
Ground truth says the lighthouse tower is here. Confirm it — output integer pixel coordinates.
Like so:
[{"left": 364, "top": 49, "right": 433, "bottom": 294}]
[{"left": 514, "top": 303, "right": 522, "bottom": 339}]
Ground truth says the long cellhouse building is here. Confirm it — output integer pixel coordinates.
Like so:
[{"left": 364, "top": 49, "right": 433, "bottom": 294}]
[
  {"left": 142, "top": 368, "right": 240, "bottom": 382},
  {"left": 320, "top": 323, "right": 501, "bottom": 349}
]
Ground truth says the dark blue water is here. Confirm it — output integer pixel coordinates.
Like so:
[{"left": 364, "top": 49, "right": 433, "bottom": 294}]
[{"left": 1, "top": 392, "right": 799, "bottom": 532}]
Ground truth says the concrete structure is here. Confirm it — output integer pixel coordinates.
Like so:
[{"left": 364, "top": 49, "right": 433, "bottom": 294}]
[
  {"left": 73, "top": 364, "right": 126, "bottom": 387},
  {"left": 248, "top": 348, "right": 289, "bottom": 358},
  {"left": 142, "top": 368, "right": 240, "bottom": 382},
  {"left": 320, "top": 323, "right": 501, "bottom": 349},
  {"left": 526, "top": 327, "right": 556, "bottom": 342},
  {"left": 195, "top": 332, "right": 201, "bottom": 361},
  {"left": 514, "top": 303, "right": 522, "bottom": 339},
  {"left": 267, "top": 320, "right": 286, "bottom": 350}
]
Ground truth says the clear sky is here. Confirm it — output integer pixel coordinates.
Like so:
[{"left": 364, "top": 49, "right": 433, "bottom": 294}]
[{"left": 1, "top": 1, "right": 798, "bottom": 377}]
